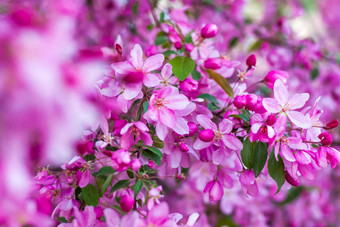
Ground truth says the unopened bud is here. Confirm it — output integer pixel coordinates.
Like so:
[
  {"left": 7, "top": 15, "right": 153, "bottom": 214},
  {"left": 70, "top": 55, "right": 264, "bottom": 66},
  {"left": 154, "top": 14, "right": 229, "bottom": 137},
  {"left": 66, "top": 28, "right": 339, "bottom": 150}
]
[
  {"left": 199, "top": 129, "right": 215, "bottom": 142},
  {"left": 179, "top": 143, "right": 189, "bottom": 152},
  {"left": 174, "top": 41, "right": 183, "bottom": 50},
  {"left": 185, "top": 44, "right": 194, "bottom": 52},
  {"left": 120, "top": 194, "right": 134, "bottom": 212},
  {"left": 285, "top": 171, "right": 300, "bottom": 187},
  {"left": 246, "top": 54, "right": 256, "bottom": 69},
  {"left": 201, "top": 24, "right": 219, "bottom": 38},
  {"left": 115, "top": 44, "right": 122, "bottom": 55},
  {"left": 233, "top": 95, "right": 247, "bottom": 109},
  {"left": 204, "top": 58, "right": 222, "bottom": 70},
  {"left": 267, "top": 114, "right": 277, "bottom": 126},
  {"left": 187, "top": 122, "right": 198, "bottom": 136},
  {"left": 325, "top": 119, "right": 339, "bottom": 129},
  {"left": 318, "top": 132, "right": 333, "bottom": 146}
]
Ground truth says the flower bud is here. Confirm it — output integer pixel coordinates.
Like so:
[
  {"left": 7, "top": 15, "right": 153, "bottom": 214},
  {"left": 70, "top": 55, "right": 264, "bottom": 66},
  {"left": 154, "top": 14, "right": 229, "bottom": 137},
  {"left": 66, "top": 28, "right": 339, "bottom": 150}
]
[
  {"left": 264, "top": 70, "right": 288, "bottom": 90},
  {"left": 246, "top": 54, "right": 256, "bottom": 69},
  {"left": 203, "top": 180, "right": 223, "bottom": 202},
  {"left": 187, "top": 122, "right": 198, "bottom": 136},
  {"left": 180, "top": 78, "right": 198, "bottom": 92},
  {"left": 326, "top": 119, "right": 339, "bottom": 129},
  {"left": 120, "top": 194, "right": 134, "bottom": 212},
  {"left": 131, "top": 159, "right": 142, "bottom": 171},
  {"left": 285, "top": 172, "right": 300, "bottom": 187},
  {"left": 245, "top": 94, "right": 258, "bottom": 111},
  {"left": 179, "top": 143, "right": 189, "bottom": 152},
  {"left": 199, "top": 129, "right": 215, "bottom": 142},
  {"left": 185, "top": 43, "right": 194, "bottom": 52},
  {"left": 204, "top": 58, "right": 222, "bottom": 70},
  {"left": 174, "top": 41, "right": 182, "bottom": 50},
  {"left": 201, "top": 24, "right": 219, "bottom": 38},
  {"left": 115, "top": 44, "right": 123, "bottom": 55},
  {"left": 267, "top": 114, "right": 277, "bottom": 126},
  {"left": 318, "top": 132, "right": 333, "bottom": 146},
  {"left": 148, "top": 160, "right": 154, "bottom": 168},
  {"left": 233, "top": 95, "right": 247, "bottom": 109},
  {"left": 145, "top": 45, "right": 157, "bottom": 57}
]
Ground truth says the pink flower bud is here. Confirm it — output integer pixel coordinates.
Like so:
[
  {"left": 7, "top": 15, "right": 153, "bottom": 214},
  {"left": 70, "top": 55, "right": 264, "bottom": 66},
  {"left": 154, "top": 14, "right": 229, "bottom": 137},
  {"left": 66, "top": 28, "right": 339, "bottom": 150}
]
[
  {"left": 115, "top": 44, "right": 123, "bottom": 55},
  {"left": 145, "top": 45, "right": 157, "bottom": 57},
  {"left": 233, "top": 95, "right": 247, "bottom": 109},
  {"left": 245, "top": 94, "right": 258, "bottom": 111},
  {"left": 201, "top": 24, "right": 219, "bottom": 38},
  {"left": 111, "top": 149, "right": 131, "bottom": 171},
  {"left": 326, "top": 119, "right": 339, "bottom": 129},
  {"left": 174, "top": 41, "right": 182, "bottom": 50},
  {"left": 148, "top": 160, "right": 154, "bottom": 168},
  {"left": 179, "top": 143, "right": 189, "bottom": 152},
  {"left": 246, "top": 54, "right": 256, "bottom": 69},
  {"left": 199, "top": 129, "right": 215, "bottom": 142},
  {"left": 187, "top": 122, "right": 198, "bottom": 136},
  {"left": 203, "top": 180, "right": 223, "bottom": 202},
  {"left": 94, "top": 206, "right": 103, "bottom": 219},
  {"left": 123, "top": 71, "right": 144, "bottom": 83},
  {"left": 185, "top": 43, "right": 194, "bottom": 52},
  {"left": 267, "top": 114, "right": 277, "bottom": 126},
  {"left": 180, "top": 78, "right": 199, "bottom": 92},
  {"left": 204, "top": 58, "right": 222, "bottom": 70},
  {"left": 120, "top": 194, "right": 134, "bottom": 212},
  {"left": 285, "top": 172, "right": 300, "bottom": 187},
  {"left": 318, "top": 132, "right": 333, "bottom": 146},
  {"left": 131, "top": 159, "right": 142, "bottom": 171},
  {"left": 264, "top": 70, "right": 288, "bottom": 90}
]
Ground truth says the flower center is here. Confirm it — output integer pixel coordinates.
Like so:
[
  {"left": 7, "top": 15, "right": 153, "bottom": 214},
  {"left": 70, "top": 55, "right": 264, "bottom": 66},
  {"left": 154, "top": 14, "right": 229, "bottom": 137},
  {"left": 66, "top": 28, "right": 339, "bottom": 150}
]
[{"left": 155, "top": 98, "right": 165, "bottom": 109}]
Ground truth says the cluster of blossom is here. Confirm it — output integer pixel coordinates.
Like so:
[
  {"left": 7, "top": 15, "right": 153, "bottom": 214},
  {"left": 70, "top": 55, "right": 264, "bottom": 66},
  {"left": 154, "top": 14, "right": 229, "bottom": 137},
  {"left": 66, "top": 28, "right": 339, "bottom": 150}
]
[{"left": 2, "top": 0, "right": 340, "bottom": 226}]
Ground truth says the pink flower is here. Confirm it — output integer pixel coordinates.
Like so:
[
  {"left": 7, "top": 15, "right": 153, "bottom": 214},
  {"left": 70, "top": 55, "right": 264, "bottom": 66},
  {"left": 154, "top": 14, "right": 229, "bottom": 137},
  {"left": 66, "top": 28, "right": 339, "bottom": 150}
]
[
  {"left": 147, "top": 186, "right": 164, "bottom": 210},
  {"left": 120, "top": 121, "right": 152, "bottom": 150},
  {"left": 249, "top": 113, "right": 275, "bottom": 143},
  {"left": 111, "top": 44, "right": 164, "bottom": 100},
  {"left": 263, "top": 79, "right": 311, "bottom": 128},
  {"left": 239, "top": 170, "right": 258, "bottom": 197},
  {"left": 203, "top": 180, "right": 224, "bottom": 202},
  {"left": 193, "top": 114, "right": 243, "bottom": 165},
  {"left": 264, "top": 70, "right": 288, "bottom": 90},
  {"left": 137, "top": 202, "right": 177, "bottom": 227},
  {"left": 120, "top": 194, "right": 134, "bottom": 212},
  {"left": 145, "top": 87, "right": 195, "bottom": 140},
  {"left": 111, "top": 149, "right": 131, "bottom": 171}
]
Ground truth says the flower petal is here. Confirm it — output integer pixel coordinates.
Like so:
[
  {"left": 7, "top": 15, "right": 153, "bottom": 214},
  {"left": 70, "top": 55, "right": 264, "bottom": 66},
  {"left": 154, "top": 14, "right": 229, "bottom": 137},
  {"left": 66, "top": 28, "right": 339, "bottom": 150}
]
[
  {"left": 288, "top": 93, "right": 309, "bottom": 110},
  {"left": 161, "top": 63, "right": 173, "bottom": 79},
  {"left": 219, "top": 119, "right": 233, "bottom": 134},
  {"left": 143, "top": 54, "right": 164, "bottom": 72},
  {"left": 286, "top": 111, "right": 311, "bottom": 129},
  {"left": 193, "top": 138, "right": 212, "bottom": 150},
  {"left": 196, "top": 114, "right": 216, "bottom": 130},
  {"left": 123, "top": 82, "right": 142, "bottom": 100},
  {"left": 143, "top": 73, "right": 160, "bottom": 87},
  {"left": 273, "top": 79, "right": 288, "bottom": 106},
  {"left": 222, "top": 134, "right": 243, "bottom": 151},
  {"left": 164, "top": 94, "right": 189, "bottom": 110},
  {"left": 159, "top": 107, "right": 176, "bottom": 128},
  {"left": 130, "top": 44, "right": 144, "bottom": 69},
  {"left": 263, "top": 98, "right": 281, "bottom": 113},
  {"left": 281, "top": 145, "right": 296, "bottom": 162}
]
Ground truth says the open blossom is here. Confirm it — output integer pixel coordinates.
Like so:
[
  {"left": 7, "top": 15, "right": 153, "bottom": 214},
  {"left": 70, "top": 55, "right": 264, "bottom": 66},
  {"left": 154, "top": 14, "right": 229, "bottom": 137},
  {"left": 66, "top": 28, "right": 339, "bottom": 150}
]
[
  {"left": 112, "top": 44, "right": 164, "bottom": 100},
  {"left": 263, "top": 79, "right": 311, "bottom": 128},
  {"left": 249, "top": 113, "right": 276, "bottom": 143},
  {"left": 120, "top": 121, "right": 152, "bottom": 149},
  {"left": 145, "top": 86, "right": 195, "bottom": 140}
]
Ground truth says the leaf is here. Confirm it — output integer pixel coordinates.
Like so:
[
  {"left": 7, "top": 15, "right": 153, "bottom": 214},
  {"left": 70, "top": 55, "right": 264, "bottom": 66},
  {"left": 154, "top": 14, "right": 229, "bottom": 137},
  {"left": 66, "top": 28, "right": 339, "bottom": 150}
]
[
  {"left": 159, "top": 11, "right": 165, "bottom": 23},
  {"left": 101, "top": 174, "right": 113, "bottom": 195},
  {"left": 143, "top": 145, "right": 163, "bottom": 159},
  {"left": 253, "top": 142, "right": 268, "bottom": 177},
  {"left": 142, "top": 150, "right": 161, "bottom": 166},
  {"left": 191, "top": 67, "right": 201, "bottom": 81},
  {"left": 205, "top": 69, "right": 234, "bottom": 98},
  {"left": 280, "top": 186, "right": 304, "bottom": 205},
  {"left": 163, "top": 50, "right": 177, "bottom": 57},
  {"left": 248, "top": 40, "right": 262, "bottom": 52},
  {"left": 241, "top": 138, "right": 254, "bottom": 169},
  {"left": 155, "top": 35, "right": 168, "bottom": 46},
  {"left": 132, "top": 180, "right": 143, "bottom": 198},
  {"left": 132, "top": 2, "right": 139, "bottom": 14},
  {"left": 197, "top": 93, "right": 219, "bottom": 104},
  {"left": 310, "top": 67, "right": 319, "bottom": 80},
  {"left": 168, "top": 56, "right": 196, "bottom": 81},
  {"left": 268, "top": 151, "right": 285, "bottom": 193},
  {"left": 93, "top": 166, "right": 115, "bottom": 177},
  {"left": 152, "top": 135, "right": 164, "bottom": 148},
  {"left": 143, "top": 101, "right": 149, "bottom": 112},
  {"left": 57, "top": 217, "right": 68, "bottom": 223},
  {"left": 336, "top": 53, "right": 340, "bottom": 66},
  {"left": 110, "top": 180, "right": 131, "bottom": 193},
  {"left": 184, "top": 32, "right": 193, "bottom": 44},
  {"left": 207, "top": 102, "right": 220, "bottom": 111},
  {"left": 82, "top": 184, "right": 99, "bottom": 206},
  {"left": 228, "top": 37, "right": 239, "bottom": 49},
  {"left": 126, "top": 169, "right": 134, "bottom": 178}
]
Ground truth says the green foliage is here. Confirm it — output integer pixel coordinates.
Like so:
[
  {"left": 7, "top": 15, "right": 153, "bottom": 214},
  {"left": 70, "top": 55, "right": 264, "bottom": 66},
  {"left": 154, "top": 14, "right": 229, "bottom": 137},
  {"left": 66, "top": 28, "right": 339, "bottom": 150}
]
[
  {"left": 253, "top": 142, "right": 268, "bottom": 177},
  {"left": 110, "top": 180, "right": 131, "bottom": 193},
  {"left": 82, "top": 184, "right": 100, "bottom": 206},
  {"left": 205, "top": 69, "right": 234, "bottom": 98},
  {"left": 268, "top": 150, "right": 286, "bottom": 193},
  {"left": 241, "top": 138, "right": 255, "bottom": 169},
  {"left": 168, "top": 56, "right": 196, "bottom": 81}
]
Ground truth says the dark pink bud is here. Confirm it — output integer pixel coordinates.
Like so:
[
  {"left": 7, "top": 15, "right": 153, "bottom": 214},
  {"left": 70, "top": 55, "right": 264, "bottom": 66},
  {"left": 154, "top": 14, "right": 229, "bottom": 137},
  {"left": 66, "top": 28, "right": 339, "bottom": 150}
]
[
  {"left": 264, "top": 70, "right": 288, "bottom": 90},
  {"left": 123, "top": 71, "right": 144, "bottom": 83},
  {"left": 199, "top": 129, "right": 215, "bottom": 142},
  {"left": 318, "top": 132, "right": 333, "bottom": 146},
  {"left": 145, "top": 45, "right": 157, "bottom": 57},
  {"left": 94, "top": 206, "right": 103, "bottom": 219},
  {"left": 234, "top": 95, "right": 247, "bottom": 109},
  {"left": 204, "top": 58, "right": 222, "bottom": 70},
  {"left": 180, "top": 78, "right": 198, "bottom": 92},
  {"left": 187, "top": 122, "right": 198, "bottom": 136},
  {"left": 174, "top": 41, "right": 182, "bottom": 50},
  {"left": 120, "top": 194, "right": 134, "bottom": 212},
  {"left": 245, "top": 94, "right": 258, "bottom": 111},
  {"left": 185, "top": 43, "right": 194, "bottom": 52},
  {"left": 115, "top": 44, "right": 122, "bottom": 55},
  {"left": 148, "top": 160, "right": 154, "bottom": 168},
  {"left": 131, "top": 159, "right": 142, "bottom": 171},
  {"left": 326, "top": 119, "right": 339, "bottom": 129},
  {"left": 267, "top": 114, "right": 277, "bottom": 126},
  {"left": 201, "top": 24, "right": 219, "bottom": 38},
  {"left": 285, "top": 172, "right": 300, "bottom": 187},
  {"left": 246, "top": 54, "right": 256, "bottom": 69},
  {"left": 179, "top": 143, "right": 189, "bottom": 152}
]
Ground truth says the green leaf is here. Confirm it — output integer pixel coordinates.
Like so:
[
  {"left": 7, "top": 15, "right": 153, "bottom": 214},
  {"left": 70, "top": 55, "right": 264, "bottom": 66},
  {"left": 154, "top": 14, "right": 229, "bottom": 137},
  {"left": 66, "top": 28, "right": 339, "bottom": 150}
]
[
  {"left": 132, "top": 180, "right": 143, "bottom": 198},
  {"left": 205, "top": 69, "right": 234, "bottom": 98},
  {"left": 241, "top": 138, "right": 254, "bottom": 169},
  {"left": 143, "top": 145, "right": 163, "bottom": 159},
  {"left": 132, "top": 2, "right": 139, "bottom": 14},
  {"left": 57, "top": 217, "right": 68, "bottom": 223},
  {"left": 82, "top": 184, "right": 99, "bottom": 206},
  {"left": 159, "top": 12, "right": 165, "bottom": 23},
  {"left": 336, "top": 53, "right": 340, "bottom": 66},
  {"left": 142, "top": 150, "right": 161, "bottom": 166},
  {"left": 163, "top": 50, "right": 177, "bottom": 57},
  {"left": 197, "top": 93, "right": 219, "bottom": 104},
  {"left": 110, "top": 180, "right": 131, "bottom": 193},
  {"left": 93, "top": 166, "right": 115, "bottom": 177},
  {"left": 207, "top": 102, "right": 220, "bottom": 111},
  {"left": 152, "top": 135, "right": 164, "bottom": 148},
  {"left": 248, "top": 40, "right": 262, "bottom": 52},
  {"left": 168, "top": 56, "right": 196, "bottom": 81},
  {"left": 143, "top": 101, "right": 149, "bottom": 112},
  {"left": 101, "top": 174, "right": 113, "bottom": 195},
  {"left": 228, "top": 37, "right": 239, "bottom": 49},
  {"left": 191, "top": 67, "right": 201, "bottom": 81},
  {"left": 155, "top": 35, "right": 168, "bottom": 46},
  {"left": 268, "top": 151, "right": 285, "bottom": 193},
  {"left": 253, "top": 142, "right": 268, "bottom": 177},
  {"left": 184, "top": 32, "right": 193, "bottom": 44},
  {"left": 311, "top": 67, "right": 319, "bottom": 80},
  {"left": 280, "top": 186, "right": 304, "bottom": 205},
  {"left": 126, "top": 169, "right": 134, "bottom": 178},
  {"left": 84, "top": 154, "right": 95, "bottom": 161}
]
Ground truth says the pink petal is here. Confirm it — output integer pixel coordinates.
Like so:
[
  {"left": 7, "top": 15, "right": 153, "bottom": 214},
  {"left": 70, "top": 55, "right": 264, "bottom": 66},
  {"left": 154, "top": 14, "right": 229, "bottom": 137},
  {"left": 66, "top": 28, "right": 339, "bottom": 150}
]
[
  {"left": 120, "top": 123, "right": 133, "bottom": 135},
  {"left": 123, "top": 82, "right": 142, "bottom": 100},
  {"left": 159, "top": 107, "right": 176, "bottom": 128},
  {"left": 286, "top": 111, "right": 311, "bottom": 129},
  {"left": 173, "top": 117, "right": 189, "bottom": 135},
  {"left": 117, "top": 94, "right": 128, "bottom": 113},
  {"left": 111, "top": 62, "right": 133, "bottom": 74},
  {"left": 196, "top": 114, "right": 216, "bottom": 130},
  {"left": 251, "top": 123, "right": 262, "bottom": 134},
  {"left": 104, "top": 208, "right": 120, "bottom": 227},
  {"left": 156, "top": 122, "right": 169, "bottom": 140},
  {"left": 120, "top": 132, "right": 134, "bottom": 150},
  {"left": 288, "top": 93, "right": 309, "bottom": 110},
  {"left": 239, "top": 170, "right": 255, "bottom": 185},
  {"left": 219, "top": 119, "right": 233, "bottom": 134},
  {"left": 130, "top": 44, "right": 144, "bottom": 69},
  {"left": 209, "top": 181, "right": 223, "bottom": 202},
  {"left": 164, "top": 94, "right": 189, "bottom": 110},
  {"left": 273, "top": 79, "right": 288, "bottom": 107},
  {"left": 143, "top": 73, "right": 160, "bottom": 87},
  {"left": 193, "top": 138, "right": 212, "bottom": 150},
  {"left": 134, "top": 122, "right": 149, "bottom": 132},
  {"left": 161, "top": 63, "right": 173, "bottom": 79},
  {"left": 263, "top": 98, "right": 281, "bottom": 113},
  {"left": 101, "top": 87, "right": 121, "bottom": 97},
  {"left": 170, "top": 149, "right": 182, "bottom": 168},
  {"left": 267, "top": 126, "right": 275, "bottom": 138},
  {"left": 143, "top": 54, "right": 164, "bottom": 72},
  {"left": 212, "top": 148, "right": 225, "bottom": 165},
  {"left": 222, "top": 134, "right": 243, "bottom": 151},
  {"left": 281, "top": 145, "right": 296, "bottom": 162},
  {"left": 295, "top": 151, "right": 311, "bottom": 164},
  {"left": 148, "top": 202, "right": 169, "bottom": 225}
]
